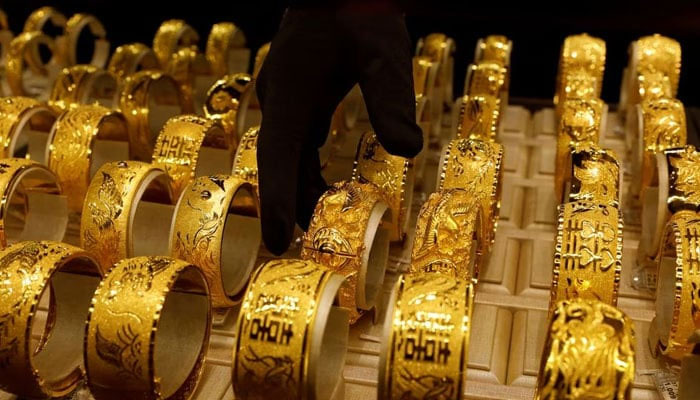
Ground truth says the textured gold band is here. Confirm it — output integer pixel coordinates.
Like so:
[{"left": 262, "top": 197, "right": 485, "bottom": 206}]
[
  {"left": 231, "top": 126, "right": 260, "bottom": 195},
  {"left": 465, "top": 62, "right": 507, "bottom": 98},
  {"left": 23, "top": 6, "right": 66, "bottom": 34},
  {"left": 555, "top": 33, "right": 605, "bottom": 104},
  {"left": 477, "top": 35, "right": 512, "bottom": 67},
  {"left": 63, "top": 13, "right": 109, "bottom": 67},
  {"left": 455, "top": 94, "right": 500, "bottom": 141},
  {"left": 206, "top": 22, "right": 247, "bottom": 76},
  {"left": 204, "top": 73, "right": 253, "bottom": 143},
  {"left": 557, "top": 142, "right": 620, "bottom": 208},
  {"left": 0, "top": 96, "right": 56, "bottom": 158},
  {"left": 166, "top": 46, "right": 212, "bottom": 113},
  {"left": 5, "top": 31, "right": 55, "bottom": 96},
  {"left": 634, "top": 34, "right": 681, "bottom": 97},
  {"left": 48, "top": 65, "right": 118, "bottom": 112},
  {"left": 555, "top": 96, "right": 605, "bottom": 182},
  {"left": 107, "top": 42, "right": 159, "bottom": 82},
  {"left": 153, "top": 19, "right": 199, "bottom": 68}
]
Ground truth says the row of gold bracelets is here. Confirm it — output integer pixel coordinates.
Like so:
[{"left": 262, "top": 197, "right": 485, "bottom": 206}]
[{"left": 536, "top": 34, "right": 636, "bottom": 399}]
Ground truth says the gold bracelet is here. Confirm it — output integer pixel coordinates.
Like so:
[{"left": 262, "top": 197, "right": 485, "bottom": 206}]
[
  {"left": 418, "top": 33, "right": 454, "bottom": 104},
  {"left": 477, "top": 34, "right": 512, "bottom": 67},
  {"left": 0, "top": 240, "right": 102, "bottom": 398},
  {"left": 651, "top": 210, "right": 700, "bottom": 360},
  {"left": 455, "top": 94, "right": 500, "bottom": 141},
  {"left": 48, "top": 65, "right": 118, "bottom": 112},
  {"left": 556, "top": 142, "right": 620, "bottom": 208},
  {"left": 555, "top": 33, "right": 606, "bottom": 103},
  {"left": 352, "top": 131, "right": 413, "bottom": 242},
  {"left": 301, "top": 180, "right": 390, "bottom": 323},
  {"left": 252, "top": 42, "right": 270, "bottom": 79},
  {"left": 635, "top": 34, "right": 681, "bottom": 97},
  {"left": 23, "top": 6, "right": 66, "bottom": 34},
  {"left": 0, "top": 96, "right": 56, "bottom": 159},
  {"left": 410, "top": 188, "right": 483, "bottom": 280},
  {"left": 413, "top": 56, "right": 437, "bottom": 99},
  {"left": 117, "top": 70, "right": 184, "bottom": 161},
  {"left": 379, "top": 273, "right": 474, "bottom": 400},
  {"left": 47, "top": 104, "right": 130, "bottom": 211},
  {"left": 5, "top": 31, "right": 56, "bottom": 96},
  {"left": 152, "top": 114, "right": 232, "bottom": 198},
  {"left": 555, "top": 97, "right": 605, "bottom": 183},
  {"left": 554, "top": 70, "right": 599, "bottom": 113},
  {"left": 630, "top": 70, "right": 673, "bottom": 107},
  {"left": 535, "top": 298, "right": 635, "bottom": 400},
  {"left": 107, "top": 42, "right": 159, "bottom": 82},
  {"left": 0, "top": 158, "right": 67, "bottom": 247},
  {"left": 0, "top": 9, "right": 7, "bottom": 30},
  {"left": 63, "top": 13, "right": 109, "bottom": 67},
  {"left": 204, "top": 73, "right": 253, "bottom": 143},
  {"left": 85, "top": 256, "right": 211, "bottom": 400},
  {"left": 438, "top": 138, "right": 503, "bottom": 256},
  {"left": 171, "top": 174, "right": 259, "bottom": 309},
  {"left": 166, "top": 46, "right": 212, "bottom": 113},
  {"left": 465, "top": 62, "right": 507, "bottom": 98},
  {"left": 233, "top": 259, "right": 347, "bottom": 400},
  {"left": 551, "top": 201, "right": 623, "bottom": 309},
  {"left": 206, "top": 22, "right": 246, "bottom": 76},
  {"left": 153, "top": 19, "right": 199, "bottom": 68},
  {"left": 232, "top": 126, "right": 259, "bottom": 194},
  {"left": 80, "top": 161, "right": 173, "bottom": 272}
]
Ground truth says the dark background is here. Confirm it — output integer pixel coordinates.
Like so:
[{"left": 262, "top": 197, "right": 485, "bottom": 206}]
[{"left": 4, "top": 1, "right": 700, "bottom": 107}]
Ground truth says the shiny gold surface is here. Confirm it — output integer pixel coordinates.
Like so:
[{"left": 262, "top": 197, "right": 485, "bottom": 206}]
[
  {"left": 556, "top": 33, "right": 606, "bottom": 103},
  {"left": 665, "top": 146, "right": 700, "bottom": 213},
  {"left": 23, "top": 6, "right": 66, "bottom": 34},
  {"left": 0, "top": 96, "right": 55, "bottom": 157},
  {"left": 635, "top": 34, "right": 681, "bottom": 96},
  {"left": 231, "top": 126, "right": 259, "bottom": 195},
  {"left": 456, "top": 94, "right": 500, "bottom": 141},
  {"left": 153, "top": 19, "right": 199, "bottom": 68},
  {"left": 48, "top": 65, "right": 117, "bottom": 112},
  {"left": 5, "top": 31, "right": 55, "bottom": 96},
  {"left": 478, "top": 35, "right": 511, "bottom": 67},
  {"left": 557, "top": 142, "right": 620, "bottom": 208},
  {"left": 252, "top": 42, "right": 270, "bottom": 79},
  {"left": 166, "top": 46, "right": 211, "bottom": 113},
  {"left": 206, "top": 22, "right": 246, "bottom": 76},
  {"left": 204, "top": 73, "right": 252, "bottom": 142},
  {"left": 466, "top": 62, "right": 507, "bottom": 98},
  {"left": 555, "top": 97, "right": 604, "bottom": 182},
  {"left": 107, "top": 43, "right": 159, "bottom": 82},
  {"left": 63, "top": 13, "right": 108, "bottom": 67}
]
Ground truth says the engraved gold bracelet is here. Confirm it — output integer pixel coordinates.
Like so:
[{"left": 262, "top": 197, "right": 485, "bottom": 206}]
[
  {"left": 555, "top": 96, "right": 605, "bottom": 183},
  {"left": 555, "top": 33, "right": 606, "bottom": 104},
  {"left": 63, "top": 13, "right": 109, "bottom": 67},
  {"left": 5, "top": 31, "right": 56, "bottom": 96},
  {"left": 107, "top": 42, "right": 159, "bottom": 83},
  {"left": 48, "top": 65, "right": 118, "bottom": 112},
  {"left": 152, "top": 19, "right": 199, "bottom": 68},
  {"left": 0, "top": 96, "right": 56, "bottom": 159},
  {"left": 231, "top": 126, "right": 259, "bottom": 195},
  {"left": 455, "top": 94, "right": 500, "bottom": 141},
  {"left": 204, "top": 73, "right": 253, "bottom": 143},
  {"left": 556, "top": 142, "right": 620, "bottom": 208},
  {"left": 206, "top": 22, "right": 247, "bottom": 77}
]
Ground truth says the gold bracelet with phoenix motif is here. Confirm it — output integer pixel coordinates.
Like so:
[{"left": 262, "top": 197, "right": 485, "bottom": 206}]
[
  {"left": 555, "top": 33, "right": 606, "bottom": 104},
  {"left": 47, "top": 104, "right": 129, "bottom": 211},
  {"left": 206, "top": 22, "right": 247, "bottom": 76},
  {"left": 204, "top": 73, "right": 253, "bottom": 143},
  {"left": 301, "top": 180, "right": 390, "bottom": 323},
  {"left": 63, "top": 13, "right": 109, "bottom": 67},
  {"left": 379, "top": 272, "right": 474, "bottom": 400},
  {"left": 535, "top": 298, "right": 635, "bottom": 399},
  {"left": 5, "top": 31, "right": 56, "bottom": 96},
  {"left": 107, "top": 42, "right": 159, "bottom": 82},
  {"left": 0, "top": 96, "right": 56, "bottom": 159},
  {"left": 556, "top": 142, "right": 620, "bottom": 208},
  {"left": 0, "top": 241, "right": 103, "bottom": 398},
  {"left": 476, "top": 34, "right": 512, "bottom": 67},
  {"left": 410, "top": 188, "right": 483, "bottom": 280},
  {"left": 152, "top": 114, "right": 232, "bottom": 198},
  {"left": 85, "top": 256, "right": 211, "bottom": 400},
  {"left": 171, "top": 174, "right": 259, "bottom": 309},
  {"left": 231, "top": 126, "right": 260, "bottom": 195},
  {"left": 353, "top": 131, "right": 414, "bottom": 242},
  {"left": 551, "top": 201, "right": 623, "bottom": 309},
  {"left": 555, "top": 96, "right": 605, "bottom": 183},
  {"left": 233, "top": 259, "right": 348, "bottom": 400},
  {"left": 80, "top": 161, "right": 173, "bottom": 272},
  {"left": 48, "top": 65, "right": 118, "bottom": 112},
  {"left": 118, "top": 70, "right": 184, "bottom": 160},
  {"left": 153, "top": 19, "right": 199, "bottom": 67},
  {"left": 455, "top": 94, "right": 500, "bottom": 141}
]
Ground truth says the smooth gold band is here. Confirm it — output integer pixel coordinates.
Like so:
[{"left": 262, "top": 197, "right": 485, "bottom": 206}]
[
  {"left": 206, "top": 22, "right": 247, "bottom": 76},
  {"left": 0, "top": 241, "right": 102, "bottom": 398},
  {"left": 5, "top": 31, "right": 56, "bottom": 96},
  {"left": 301, "top": 180, "right": 390, "bottom": 323},
  {"left": 85, "top": 256, "right": 211, "bottom": 400},
  {"left": 379, "top": 273, "right": 474, "bottom": 400},
  {"left": 455, "top": 94, "right": 500, "bottom": 141},
  {"left": 0, "top": 96, "right": 56, "bottom": 159},
  {"left": 47, "top": 104, "right": 130, "bottom": 211},
  {"left": 556, "top": 142, "right": 620, "bottom": 208},
  {"left": 80, "top": 161, "right": 173, "bottom": 273},
  {"left": 233, "top": 259, "right": 348, "bottom": 400},
  {"left": 232, "top": 126, "right": 259, "bottom": 194},
  {"left": 153, "top": 19, "right": 199, "bottom": 68},
  {"left": 63, "top": 13, "right": 109, "bottom": 67},
  {"left": 107, "top": 42, "right": 159, "bottom": 82},
  {"left": 535, "top": 298, "right": 635, "bottom": 400},
  {"left": 204, "top": 72, "right": 253, "bottom": 143},
  {"left": 48, "top": 65, "right": 118, "bottom": 112}
]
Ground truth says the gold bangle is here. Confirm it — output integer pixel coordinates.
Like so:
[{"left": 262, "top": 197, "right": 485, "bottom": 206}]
[
  {"left": 551, "top": 201, "right": 623, "bottom": 308},
  {"left": 455, "top": 94, "right": 500, "bottom": 141},
  {"left": 47, "top": 104, "right": 130, "bottom": 211},
  {"left": 252, "top": 42, "right": 270, "bottom": 79},
  {"left": 23, "top": 6, "right": 66, "bottom": 34},
  {"left": 63, "top": 13, "right": 109, "bottom": 67},
  {"left": 166, "top": 46, "right": 212, "bottom": 114},
  {"left": 80, "top": 161, "right": 173, "bottom": 273},
  {"left": 152, "top": 114, "right": 232, "bottom": 198},
  {"left": 379, "top": 273, "right": 474, "bottom": 400},
  {"left": 171, "top": 174, "right": 259, "bottom": 309},
  {"left": 535, "top": 298, "right": 635, "bottom": 400},
  {"left": 0, "top": 9, "right": 7, "bottom": 30},
  {"left": 5, "top": 31, "right": 56, "bottom": 96},
  {"left": 556, "top": 142, "right": 620, "bottom": 208},
  {"left": 631, "top": 70, "right": 673, "bottom": 106},
  {"left": 0, "top": 158, "right": 67, "bottom": 248},
  {"left": 118, "top": 70, "right": 184, "bottom": 161},
  {"left": 554, "top": 70, "right": 599, "bottom": 112},
  {"left": 206, "top": 22, "right": 246, "bottom": 76},
  {"left": 555, "top": 97, "right": 605, "bottom": 182},
  {"left": 233, "top": 259, "right": 348, "bottom": 400},
  {"left": 0, "top": 96, "right": 56, "bottom": 159},
  {"left": 635, "top": 34, "right": 681, "bottom": 97},
  {"left": 413, "top": 56, "right": 437, "bottom": 99},
  {"left": 410, "top": 188, "right": 483, "bottom": 280},
  {"left": 352, "top": 131, "right": 414, "bottom": 242},
  {"left": 85, "top": 256, "right": 211, "bottom": 400},
  {"left": 418, "top": 33, "right": 454, "bottom": 103},
  {"left": 301, "top": 180, "right": 390, "bottom": 323},
  {"left": 153, "top": 19, "right": 199, "bottom": 68},
  {"left": 438, "top": 138, "right": 503, "bottom": 255},
  {"left": 0, "top": 240, "right": 103, "bottom": 398},
  {"left": 203, "top": 73, "right": 253, "bottom": 143},
  {"left": 48, "top": 65, "right": 118, "bottom": 112},
  {"left": 465, "top": 62, "right": 507, "bottom": 98},
  {"left": 232, "top": 126, "right": 260, "bottom": 194},
  {"left": 477, "top": 34, "right": 512, "bottom": 67},
  {"left": 556, "top": 33, "right": 606, "bottom": 102},
  {"left": 107, "top": 42, "right": 159, "bottom": 83}
]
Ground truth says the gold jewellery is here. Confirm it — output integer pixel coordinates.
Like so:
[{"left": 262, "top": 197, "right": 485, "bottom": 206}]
[
  {"left": 465, "top": 62, "right": 507, "bottom": 98},
  {"left": 555, "top": 33, "right": 606, "bottom": 105},
  {"left": 203, "top": 73, "right": 253, "bottom": 142},
  {"left": 634, "top": 34, "right": 681, "bottom": 98},
  {"left": 5, "top": 31, "right": 56, "bottom": 96},
  {"left": 206, "top": 22, "right": 247, "bottom": 76},
  {"left": 455, "top": 94, "right": 500, "bottom": 141},
  {"left": 107, "top": 42, "right": 159, "bottom": 82},
  {"left": 153, "top": 19, "right": 199, "bottom": 68},
  {"left": 301, "top": 180, "right": 390, "bottom": 323},
  {"left": 476, "top": 35, "right": 512, "bottom": 67},
  {"left": 233, "top": 259, "right": 347, "bottom": 400},
  {"left": 535, "top": 298, "right": 635, "bottom": 400},
  {"left": 379, "top": 273, "right": 474, "bottom": 400},
  {"left": 166, "top": 46, "right": 213, "bottom": 113},
  {"left": 232, "top": 126, "right": 260, "bottom": 194},
  {"left": 48, "top": 65, "right": 118, "bottom": 112},
  {"left": 85, "top": 256, "right": 211, "bottom": 400},
  {"left": 47, "top": 104, "right": 130, "bottom": 211},
  {"left": 555, "top": 96, "right": 605, "bottom": 182},
  {"left": 23, "top": 6, "right": 66, "bottom": 35},
  {"left": 556, "top": 142, "right": 620, "bottom": 208},
  {"left": 0, "top": 241, "right": 103, "bottom": 398},
  {"left": 62, "top": 13, "right": 109, "bottom": 67},
  {"left": 0, "top": 96, "right": 56, "bottom": 159},
  {"left": 252, "top": 42, "right": 270, "bottom": 79},
  {"left": 171, "top": 174, "right": 259, "bottom": 309}
]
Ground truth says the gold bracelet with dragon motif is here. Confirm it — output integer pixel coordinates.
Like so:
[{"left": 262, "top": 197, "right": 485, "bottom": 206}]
[
  {"left": 379, "top": 272, "right": 474, "bottom": 400},
  {"left": 555, "top": 96, "right": 605, "bottom": 183},
  {"left": 206, "top": 22, "right": 247, "bottom": 76},
  {"left": 107, "top": 42, "right": 159, "bottom": 83},
  {"left": 48, "top": 65, "right": 118, "bottom": 112},
  {"left": 455, "top": 94, "right": 500, "bottom": 141},
  {"left": 301, "top": 180, "right": 391, "bottom": 323},
  {"left": 204, "top": 73, "right": 253, "bottom": 143},
  {"left": 556, "top": 142, "right": 620, "bottom": 208},
  {"left": 0, "top": 96, "right": 56, "bottom": 159},
  {"left": 0, "top": 240, "right": 103, "bottom": 398},
  {"left": 233, "top": 259, "right": 348, "bottom": 400},
  {"left": 5, "top": 31, "right": 56, "bottom": 96},
  {"left": 555, "top": 33, "right": 606, "bottom": 105},
  {"left": 535, "top": 298, "right": 635, "bottom": 399},
  {"left": 153, "top": 19, "right": 199, "bottom": 68},
  {"left": 62, "top": 13, "right": 109, "bottom": 67},
  {"left": 85, "top": 256, "right": 211, "bottom": 400}
]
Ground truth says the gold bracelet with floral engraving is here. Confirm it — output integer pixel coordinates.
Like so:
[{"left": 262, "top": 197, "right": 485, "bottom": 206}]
[
  {"left": 476, "top": 34, "right": 512, "bottom": 67},
  {"left": 5, "top": 31, "right": 56, "bottom": 96},
  {"left": 535, "top": 298, "right": 635, "bottom": 400},
  {"left": 352, "top": 131, "right": 414, "bottom": 242},
  {"left": 455, "top": 94, "right": 500, "bottom": 141},
  {"left": 80, "top": 161, "right": 173, "bottom": 272},
  {"left": 379, "top": 272, "right": 474, "bottom": 400},
  {"left": 556, "top": 142, "right": 620, "bottom": 208},
  {"left": 107, "top": 42, "right": 159, "bottom": 82},
  {"left": 47, "top": 104, "right": 129, "bottom": 211},
  {"left": 153, "top": 19, "right": 199, "bottom": 68},
  {"left": 85, "top": 256, "right": 211, "bottom": 400},
  {"left": 206, "top": 22, "right": 247, "bottom": 76},
  {"left": 301, "top": 180, "right": 390, "bottom": 323},
  {"left": 233, "top": 259, "right": 348, "bottom": 400},
  {"left": 554, "top": 70, "right": 599, "bottom": 116},
  {"left": 62, "top": 13, "right": 109, "bottom": 67},
  {"left": 204, "top": 73, "right": 253, "bottom": 143},
  {"left": 555, "top": 96, "right": 605, "bottom": 182},
  {"left": 0, "top": 241, "right": 103, "bottom": 398},
  {"left": 48, "top": 65, "right": 118, "bottom": 112},
  {"left": 555, "top": 33, "right": 606, "bottom": 103},
  {"left": 0, "top": 96, "right": 56, "bottom": 158},
  {"left": 551, "top": 201, "right": 623, "bottom": 309},
  {"left": 635, "top": 34, "right": 681, "bottom": 97},
  {"left": 231, "top": 126, "right": 259, "bottom": 194}
]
